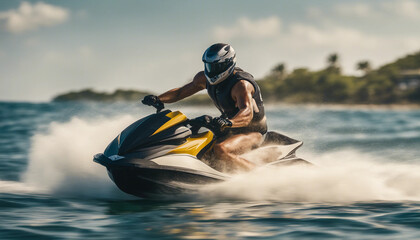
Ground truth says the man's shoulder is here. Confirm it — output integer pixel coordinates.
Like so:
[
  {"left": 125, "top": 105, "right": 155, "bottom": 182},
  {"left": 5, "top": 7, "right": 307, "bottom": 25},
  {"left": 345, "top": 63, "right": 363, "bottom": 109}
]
[
  {"left": 234, "top": 69, "right": 254, "bottom": 81},
  {"left": 232, "top": 79, "right": 255, "bottom": 94},
  {"left": 193, "top": 71, "right": 207, "bottom": 88},
  {"left": 194, "top": 71, "right": 206, "bottom": 79},
  {"left": 233, "top": 68, "right": 256, "bottom": 92}
]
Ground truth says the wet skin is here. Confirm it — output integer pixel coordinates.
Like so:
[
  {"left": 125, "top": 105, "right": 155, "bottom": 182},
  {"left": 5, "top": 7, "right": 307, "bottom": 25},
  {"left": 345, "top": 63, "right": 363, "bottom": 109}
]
[{"left": 157, "top": 71, "right": 262, "bottom": 172}]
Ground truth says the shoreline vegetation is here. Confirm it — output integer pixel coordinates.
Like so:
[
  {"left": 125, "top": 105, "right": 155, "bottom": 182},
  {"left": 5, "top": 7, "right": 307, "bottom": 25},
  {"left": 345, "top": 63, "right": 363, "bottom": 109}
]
[{"left": 53, "top": 51, "right": 420, "bottom": 105}]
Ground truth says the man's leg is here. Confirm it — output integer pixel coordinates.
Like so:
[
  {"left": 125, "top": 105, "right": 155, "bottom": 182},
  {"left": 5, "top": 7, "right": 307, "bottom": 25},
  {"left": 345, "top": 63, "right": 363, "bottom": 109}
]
[{"left": 212, "top": 132, "right": 263, "bottom": 173}]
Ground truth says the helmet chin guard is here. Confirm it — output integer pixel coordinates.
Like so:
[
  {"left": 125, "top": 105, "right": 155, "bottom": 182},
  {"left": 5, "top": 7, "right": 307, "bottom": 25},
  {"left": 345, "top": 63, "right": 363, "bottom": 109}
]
[
  {"left": 202, "top": 43, "right": 236, "bottom": 85},
  {"left": 206, "top": 63, "right": 236, "bottom": 85}
]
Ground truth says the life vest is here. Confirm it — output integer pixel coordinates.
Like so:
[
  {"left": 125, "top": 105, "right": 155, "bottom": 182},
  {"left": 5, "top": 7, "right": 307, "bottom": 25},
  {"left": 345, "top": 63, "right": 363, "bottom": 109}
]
[{"left": 206, "top": 68, "right": 266, "bottom": 132}]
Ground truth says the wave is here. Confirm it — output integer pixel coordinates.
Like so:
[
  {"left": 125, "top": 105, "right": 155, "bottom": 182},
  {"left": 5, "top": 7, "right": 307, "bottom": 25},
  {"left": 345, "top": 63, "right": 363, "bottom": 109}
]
[
  {"left": 19, "top": 116, "right": 420, "bottom": 202},
  {"left": 0, "top": 180, "right": 43, "bottom": 195},
  {"left": 200, "top": 150, "right": 420, "bottom": 202},
  {"left": 22, "top": 116, "right": 136, "bottom": 199}
]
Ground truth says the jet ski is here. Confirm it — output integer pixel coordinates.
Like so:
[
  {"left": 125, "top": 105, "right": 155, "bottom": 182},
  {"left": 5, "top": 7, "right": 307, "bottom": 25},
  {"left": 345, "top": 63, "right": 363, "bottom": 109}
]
[{"left": 93, "top": 105, "right": 309, "bottom": 198}]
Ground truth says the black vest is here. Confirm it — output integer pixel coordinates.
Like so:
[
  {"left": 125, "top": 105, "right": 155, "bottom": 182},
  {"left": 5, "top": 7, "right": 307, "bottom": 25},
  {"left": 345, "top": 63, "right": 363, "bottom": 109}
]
[{"left": 206, "top": 68, "right": 265, "bottom": 123}]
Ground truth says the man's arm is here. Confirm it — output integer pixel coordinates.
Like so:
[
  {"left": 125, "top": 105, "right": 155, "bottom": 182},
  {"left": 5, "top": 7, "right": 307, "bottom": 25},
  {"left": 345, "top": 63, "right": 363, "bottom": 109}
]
[
  {"left": 158, "top": 71, "right": 207, "bottom": 103},
  {"left": 229, "top": 80, "right": 257, "bottom": 128}
]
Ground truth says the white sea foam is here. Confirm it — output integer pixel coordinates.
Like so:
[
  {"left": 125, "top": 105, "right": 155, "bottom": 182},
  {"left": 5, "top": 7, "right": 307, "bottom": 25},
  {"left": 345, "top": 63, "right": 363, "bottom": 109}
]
[
  {"left": 21, "top": 116, "right": 420, "bottom": 202},
  {"left": 22, "top": 116, "right": 136, "bottom": 199},
  {"left": 200, "top": 150, "right": 420, "bottom": 202},
  {"left": 0, "top": 180, "right": 43, "bottom": 194}
]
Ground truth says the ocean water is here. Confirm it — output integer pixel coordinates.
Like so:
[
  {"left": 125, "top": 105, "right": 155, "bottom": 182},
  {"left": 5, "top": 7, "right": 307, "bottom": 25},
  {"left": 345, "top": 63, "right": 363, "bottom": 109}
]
[{"left": 1, "top": 101, "right": 420, "bottom": 239}]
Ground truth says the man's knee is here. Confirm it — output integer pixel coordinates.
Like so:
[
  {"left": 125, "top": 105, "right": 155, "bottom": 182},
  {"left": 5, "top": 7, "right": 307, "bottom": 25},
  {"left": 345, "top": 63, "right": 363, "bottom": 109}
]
[
  {"left": 249, "top": 132, "right": 264, "bottom": 146},
  {"left": 213, "top": 142, "right": 229, "bottom": 159}
]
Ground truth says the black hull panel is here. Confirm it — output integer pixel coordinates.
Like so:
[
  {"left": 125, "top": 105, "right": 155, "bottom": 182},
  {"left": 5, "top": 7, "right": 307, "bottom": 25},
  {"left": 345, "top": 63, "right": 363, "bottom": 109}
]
[{"left": 108, "top": 166, "right": 223, "bottom": 198}]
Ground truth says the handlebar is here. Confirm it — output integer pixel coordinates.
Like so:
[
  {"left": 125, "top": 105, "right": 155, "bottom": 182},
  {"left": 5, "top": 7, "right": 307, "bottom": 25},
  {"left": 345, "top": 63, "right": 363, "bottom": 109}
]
[
  {"left": 141, "top": 95, "right": 164, "bottom": 113},
  {"left": 188, "top": 115, "right": 221, "bottom": 136},
  {"left": 141, "top": 101, "right": 221, "bottom": 136},
  {"left": 154, "top": 104, "right": 164, "bottom": 113}
]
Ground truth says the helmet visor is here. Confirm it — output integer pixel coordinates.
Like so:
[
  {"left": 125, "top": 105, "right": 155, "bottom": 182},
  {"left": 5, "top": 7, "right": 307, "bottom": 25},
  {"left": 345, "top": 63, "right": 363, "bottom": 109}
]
[{"left": 204, "top": 61, "right": 233, "bottom": 79}]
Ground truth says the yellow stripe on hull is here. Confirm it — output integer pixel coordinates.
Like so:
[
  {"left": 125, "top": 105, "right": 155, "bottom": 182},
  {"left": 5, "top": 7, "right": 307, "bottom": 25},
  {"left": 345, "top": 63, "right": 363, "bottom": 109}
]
[
  {"left": 152, "top": 111, "right": 187, "bottom": 135},
  {"left": 167, "top": 131, "right": 214, "bottom": 157}
]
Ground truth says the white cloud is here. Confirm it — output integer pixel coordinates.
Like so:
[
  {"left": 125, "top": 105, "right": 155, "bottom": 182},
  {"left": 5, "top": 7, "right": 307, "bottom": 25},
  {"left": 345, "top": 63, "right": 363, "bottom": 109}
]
[
  {"left": 285, "top": 24, "right": 420, "bottom": 71},
  {"left": 0, "top": 1, "right": 69, "bottom": 33},
  {"left": 212, "top": 16, "right": 382, "bottom": 49},
  {"left": 382, "top": 0, "right": 420, "bottom": 19},
  {"left": 334, "top": 2, "right": 373, "bottom": 18},
  {"left": 213, "top": 16, "right": 282, "bottom": 40},
  {"left": 332, "top": 0, "right": 420, "bottom": 20},
  {"left": 289, "top": 24, "right": 365, "bottom": 47},
  {"left": 211, "top": 15, "right": 420, "bottom": 77}
]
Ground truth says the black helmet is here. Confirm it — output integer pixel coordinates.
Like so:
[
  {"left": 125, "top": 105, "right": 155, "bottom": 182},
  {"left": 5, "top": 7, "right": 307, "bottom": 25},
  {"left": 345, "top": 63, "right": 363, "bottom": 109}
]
[{"left": 202, "top": 43, "right": 236, "bottom": 85}]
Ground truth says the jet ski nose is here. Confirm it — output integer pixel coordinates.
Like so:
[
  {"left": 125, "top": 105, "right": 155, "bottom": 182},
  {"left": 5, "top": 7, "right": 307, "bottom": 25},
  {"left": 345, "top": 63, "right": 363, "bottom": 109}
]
[{"left": 93, "top": 153, "right": 112, "bottom": 167}]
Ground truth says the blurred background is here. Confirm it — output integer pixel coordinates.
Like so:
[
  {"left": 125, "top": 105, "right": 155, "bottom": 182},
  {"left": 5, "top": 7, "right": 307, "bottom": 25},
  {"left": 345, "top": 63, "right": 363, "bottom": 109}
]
[
  {"left": 1, "top": 0, "right": 420, "bottom": 103},
  {"left": 2, "top": 2, "right": 420, "bottom": 239}
]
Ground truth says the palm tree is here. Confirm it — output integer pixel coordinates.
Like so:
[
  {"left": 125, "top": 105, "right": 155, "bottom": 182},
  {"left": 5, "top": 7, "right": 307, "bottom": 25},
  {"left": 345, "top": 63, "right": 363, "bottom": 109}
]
[
  {"left": 327, "top": 53, "right": 339, "bottom": 68},
  {"left": 326, "top": 53, "right": 341, "bottom": 74},
  {"left": 272, "top": 63, "right": 286, "bottom": 79},
  {"left": 356, "top": 60, "right": 372, "bottom": 75},
  {"left": 272, "top": 63, "right": 285, "bottom": 74}
]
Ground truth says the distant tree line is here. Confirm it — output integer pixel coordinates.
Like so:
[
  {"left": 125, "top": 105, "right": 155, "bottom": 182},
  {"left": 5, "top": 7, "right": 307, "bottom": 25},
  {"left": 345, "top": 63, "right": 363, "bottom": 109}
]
[
  {"left": 258, "top": 51, "right": 420, "bottom": 104},
  {"left": 52, "top": 88, "right": 212, "bottom": 105},
  {"left": 53, "top": 89, "right": 152, "bottom": 102}
]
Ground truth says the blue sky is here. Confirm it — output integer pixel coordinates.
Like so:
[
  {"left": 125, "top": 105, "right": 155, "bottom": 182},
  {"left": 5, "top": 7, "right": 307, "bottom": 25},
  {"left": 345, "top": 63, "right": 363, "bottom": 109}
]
[{"left": 1, "top": 0, "right": 420, "bottom": 101}]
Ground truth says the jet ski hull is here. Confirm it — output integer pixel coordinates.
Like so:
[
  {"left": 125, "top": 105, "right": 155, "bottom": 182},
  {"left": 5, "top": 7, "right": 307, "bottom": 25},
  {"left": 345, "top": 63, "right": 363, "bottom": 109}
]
[
  {"left": 93, "top": 109, "right": 309, "bottom": 198},
  {"left": 94, "top": 153, "right": 228, "bottom": 198}
]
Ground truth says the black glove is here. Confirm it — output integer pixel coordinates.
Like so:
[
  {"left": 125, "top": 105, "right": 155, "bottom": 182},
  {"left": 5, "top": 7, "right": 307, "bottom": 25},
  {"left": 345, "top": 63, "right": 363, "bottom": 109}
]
[
  {"left": 190, "top": 115, "right": 213, "bottom": 126},
  {"left": 211, "top": 117, "right": 232, "bottom": 133},
  {"left": 190, "top": 115, "right": 232, "bottom": 135},
  {"left": 142, "top": 95, "right": 164, "bottom": 112}
]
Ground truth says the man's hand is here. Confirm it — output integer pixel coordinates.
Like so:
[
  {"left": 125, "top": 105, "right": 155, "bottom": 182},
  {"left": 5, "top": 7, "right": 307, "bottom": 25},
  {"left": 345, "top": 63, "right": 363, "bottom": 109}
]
[
  {"left": 190, "top": 115, "right": 232, "bottom": 135},
  {"left": 212, "top": 117, "right": 232, "bottom": 132},
  {"left": 142, "top": 95, "right": 164, "bottom": 112}
]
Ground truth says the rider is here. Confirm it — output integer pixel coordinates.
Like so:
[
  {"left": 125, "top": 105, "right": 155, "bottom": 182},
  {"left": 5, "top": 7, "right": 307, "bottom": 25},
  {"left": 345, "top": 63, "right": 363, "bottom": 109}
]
[{"left": 142, "top": 43, "right": 267, "bottom": 172}]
